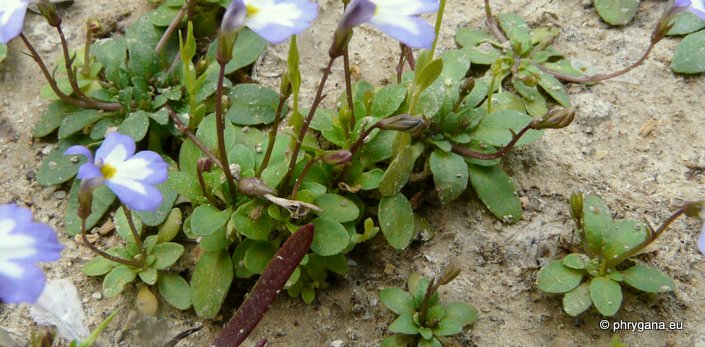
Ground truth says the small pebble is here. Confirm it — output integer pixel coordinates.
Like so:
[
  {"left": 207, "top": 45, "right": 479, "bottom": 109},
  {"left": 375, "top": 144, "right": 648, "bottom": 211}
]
[
  {"left": 330, "top": 340, "right": 344, "bottom": 347},
  {"left": 53, "top": 190, "right": 66, "bottom": 200},
  {"left": 92, "top": 292, "right": 102, "bottom": 300}
]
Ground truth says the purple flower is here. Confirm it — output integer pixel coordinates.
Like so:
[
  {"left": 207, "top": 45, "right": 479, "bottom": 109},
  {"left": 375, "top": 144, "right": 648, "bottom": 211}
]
[
  {"left": 339, "top": 0, "right": 439, "bottom": 49},
  {"left": 222, "top": 0, "right": 319, "bottom": 44},
  {"left": 673, "top": 0, "right": 705, "bottom": 20},
  {"left": 0, "top": 204, "right": 64, "bottom": 304},
  {"left": 0, "top": 0, "right": 29, "bottom": 44},
  {"left": 698, "top": 224, "right": 705, "bottom": 254},
  {"left": 65, "top": 132, "right": 169, "bottom": 212}
]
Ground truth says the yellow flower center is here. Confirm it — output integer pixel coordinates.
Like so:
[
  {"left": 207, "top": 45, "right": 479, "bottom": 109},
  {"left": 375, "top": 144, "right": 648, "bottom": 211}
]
[
  {"left": 101, "top": 164, "right": 117, "bottom": 179},
  {"left": 246, "top": 4, "right": 259, "bottom": 17}
]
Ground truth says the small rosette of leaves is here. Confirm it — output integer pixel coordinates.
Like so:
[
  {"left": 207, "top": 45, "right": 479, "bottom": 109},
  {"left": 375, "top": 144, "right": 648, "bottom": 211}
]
[
  {"left": 536, "top": 195, "right": 676, "bottom": 316},
  {"left": 379, "top": 274, "right": 477, "bottom": 347},
  {"left": 82, "top": 207, "right": 189, "bottom": 310}
]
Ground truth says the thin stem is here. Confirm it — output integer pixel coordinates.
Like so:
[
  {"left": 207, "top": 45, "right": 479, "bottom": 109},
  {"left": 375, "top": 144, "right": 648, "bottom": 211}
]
[
  {"left": 257, "top": 96, "right": 289, "bottom": 177},
  {"left": 167, "top": 106, "right": 223, "bottom": 167},
  {"left": 215, "top": 62, "right": 238, "bottom": 196},
  {"left": 451, "top": 123, "right": 533, "bottom": 160},
  {"left": 396, "top": 43, "right": 406, "bottom": 83},
  {"left": 604, "top": 207, "right": 687, "bottom": 269},
  {"left": 156, "top": 3, "right": 188, "bottom": 54},
  {"left": 20, "top": 34, "right": 123, "bottom": 111},
  {"left": 122, "top": 205, "right": 147, "bottom": 262},
  {"left": 81, "top": 22, "right": 93, "bottom": 77},
  {"left": 290, "top": 157, "right": 320, "bottom": 198},
  {"left": 343, "top": 50, "right": 356, "bottom": 131},
  {"left": 280, "top": 57, "right": 337, "bottom": 195},
  {"left": 197, "top": 163, "right": 225, "bottom": 209},
  {"left": 484, "top": 0, "right": 508, "bottom": 43},
  {"left": 56, "top": 25, "right": 91, "bottom": 101},
  {"left": 418, "top": 277, "right": 437, "bottom": 327},
  {"left": 486, "top": 71, "right": 499, "bottom": 114},
  {"left": 349, "top": 123, "right": 377, "bottom": 155},
  {"left": 81, "top": 217, "right": 140, "bottom": 267},
  {"left": 430, "top": 0, "right": 446, "bottom": 56},
  {"left": 538, "top": 41, "right": 657, "bottom": 83}
]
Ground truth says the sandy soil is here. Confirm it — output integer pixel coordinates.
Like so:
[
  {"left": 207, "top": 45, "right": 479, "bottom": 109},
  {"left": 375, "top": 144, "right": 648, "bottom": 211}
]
[{"left": 1, "top": 0, "right": 704, "bottom": 346}]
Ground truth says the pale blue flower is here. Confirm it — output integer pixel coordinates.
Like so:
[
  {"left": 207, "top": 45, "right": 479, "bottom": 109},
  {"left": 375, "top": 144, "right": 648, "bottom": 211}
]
[
  {"left": 673, "top": 0, "right": 705, "bottom": 20},
  {"left": 222, "top": 0, "right": 319, "bottom": 44},
  {"left": 0, "top": 0, "right": 29, "bottom": 44},
  {"left": 340, "top": 0, "right": 439, "bottom": 49},
  {"left": 698, "top": 224, "right": 705, "bottom": 254},
  {"left": 0, "top": 204, "right": 64, "bottom": 304},
  {"left": 65, "top": 132, "right": 169, "bottom": 212}
]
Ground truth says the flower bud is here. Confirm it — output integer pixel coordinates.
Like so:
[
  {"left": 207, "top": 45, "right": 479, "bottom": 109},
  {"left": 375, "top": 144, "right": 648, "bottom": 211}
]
[
  {"left": 77, "top": 178, "right": 102, "bottom": 219},
  {"left": 217, "top": 0, "right": 247, "bottom": 64},
  {"left": 569, "top": 192, "right": 584, "bottom": 221},
  {"left": 458, "top": 77, "right": 475, "bottom": 102},
  {"left": 437, "top": 259, "right": 461, "bottom": 286},
  {"left": 531, "top": 108, "right": 575, "bottom": 130},
  {"left": 376, "top": 114, "right": 425, "bottom": 132},
  {"left": 239, "top": 177, "right": 276, "bottom": 197},
  {"left": 321, "top": 150, "right": 352, "bottom": 165},
  {"left": 197, "top": 158, "right": 213, "bottom": 173},
  {"left": 330, "top": 0, "right": 375, "bottom": 58},
  {"left": 37, "top": 0, "right": 62, "bottom": 27},
  {"left": 280, "top": 72, "right": 292, "bottom": 99}
]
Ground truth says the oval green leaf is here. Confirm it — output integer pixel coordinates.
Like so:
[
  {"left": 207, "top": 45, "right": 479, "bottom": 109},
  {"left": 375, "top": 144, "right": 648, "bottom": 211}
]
[
  {"left": 589, "top": 276, "right": 622, "bottom": 317},
  {"left": 378, "top": 193, "right": 415, "bottom": 250},
  {"left": 536, "top": 260, "right": 583, "bottom": 294}
]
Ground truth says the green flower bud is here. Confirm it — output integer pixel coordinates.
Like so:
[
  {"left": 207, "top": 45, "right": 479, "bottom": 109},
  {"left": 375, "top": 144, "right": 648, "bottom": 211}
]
[
  {"left": 569, "top": 192, "right": 584, "bottom": 221},
  {"left": 376, "top": 114, "right": 425, "bottom": 132},
  {"left": 531, "top": 108, "right": 575, "bottom": 130},
  {"left": 37, "top": 0, "right": 61, "bottom": 27}
]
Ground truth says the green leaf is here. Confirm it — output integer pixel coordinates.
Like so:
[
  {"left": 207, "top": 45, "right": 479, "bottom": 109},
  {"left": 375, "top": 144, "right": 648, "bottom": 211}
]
[
  {"left": 151, "top": 242, "right": 184, "bottom": 270},
  {"left": 224, "top": 28, "right": 267, "bottom": 73},
  {"left": 467, "top": 164, "right": 522, "bottom": 223},
  {"left": 471, "top": 110, "right": 543, "bottom": 147},
  {"left": 370, "top": 84, "right": 408, "bottom": 118},
  {"left": 418, "top": 338, "right": 442, "bottom": 347},
  {"left": 388, "top": 314, "right": 419, "bottom": 335},
  {"left": 82, "top": 257, "right": 114, "bottom": 276},
  {"left": 466, "top": 45, "right": 502, "bottom": 65},
  {"left": 149, "top": 3, "right": 184, "bottom": 26},
  {"left": 455, "top": 28, "right": 495, "bottom": 48},
  {"left": 33, "top": 102, "right": 78, "bottom": 137},
  {"left": 103, "top": 266, "right": 137, "bottom": 298},
  {"left": 313, "top": 194, "right": 359, "bottom": 223},
  {"left": 622, "top": 265, "right": 675, "bottom": 293},
  {"left": 379, "top": 143, "right": 425, "bottom": 197},
  {"left": 125, "top": 17, "right": 175, "bottom": 79},
  {"left": 231, "top": 200, "right": 277, "bottom": 240},
  {"left": 357, "top": 169, "right": 385, "bottom": 191},
  {"left": 379, "top": 193, "right": 415, "bottom": 250},
  {"left": 415, "top": 58, "right": 444, "bottom": 93},
  {"left": 311, "top": 217, "right": 350, "bottom": 256},
  {"left": 244, "top": 241, "right": 278, "bottom": 274},
  {"left": 65, "top": 185, "right": 116, "bottom": 236},
  {"left": 91, "top": 37, "right": 126, "bottom": 84},
  {"left": 360, "top": 130, "right": 395, "bottom": 168},
  {"left": 430, "top": 150, "right": 468, "bottom": 204},
  {"left": 672, "top": 29, "right": 705, "bottom": 74},
  {"left": 136, "top": 183, "right": 178, "bottom": 226},
  {"left": 380, "top": 335, "right": 415, "bottom": 347},
  {"left": 37, "top": 137, "right": 89, "bottom": 185},
  {"left": 582, "top": 195, "right": 612, "bottom": 256},
  {"left": 589, "top": 277, "right": 622, "bottom": 316},
  {"left": 538, "top": 71, "right": 571, "bottom": 108},
  {"left": 513, "top": 78, "right": 548, "bottom": 117},
  {"left": 668, "top": 12, "right": 705, "bottom": 36},
  {"left": 562, "top": 282, "right": 592, "bottom": 316},
  {"left": 439, "top": 48, "right": 472, "bottom": 81},
  {"left": 536, "top": 260, "right": 583, "bottom": 294},
  {"left": 562, "top": 253, "right": 590, "bottom": 270},
  {"left": 379, "top": 288, "right": 416, "bottom": 316},
  {"left": 434, "top": 302, "right": 478, "bottom": 336},
  {"left": 227, "top": 84, "right": 285, "bottom": 125},
  {"left": 58, "top": 110, "right": 104, "bottom": 139},
  {"left": 191, "top": 250, "right": 234, "bottom": 318},
  {"left": 138, "top": 267, "right": 158, "bottom": 285},
  {"left": 498, "top": 13, "right": 532, "bottom": 50},
  {"left": 191, "top": 205, "right": 232, "bottom": 236},
  {"left": 118, "top": 111, "right": 150, "bottom": 142},
  {"left": 594, "top": 0, "right": 639, "bottom": 26},
  {"left": 158, "top": 273, "right": 191, "bottom": 310},
  {"left": 602, "top": 220, "right": 646, "bottom": 262}
]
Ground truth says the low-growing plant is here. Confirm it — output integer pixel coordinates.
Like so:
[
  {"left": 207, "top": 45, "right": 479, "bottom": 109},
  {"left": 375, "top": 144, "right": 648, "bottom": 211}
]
[
  {"left": 379, "top": 260, "right": 477, "bottom": 347},
  {"left": 537, "top": 193, "right": 704, "bottom": 316}
]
